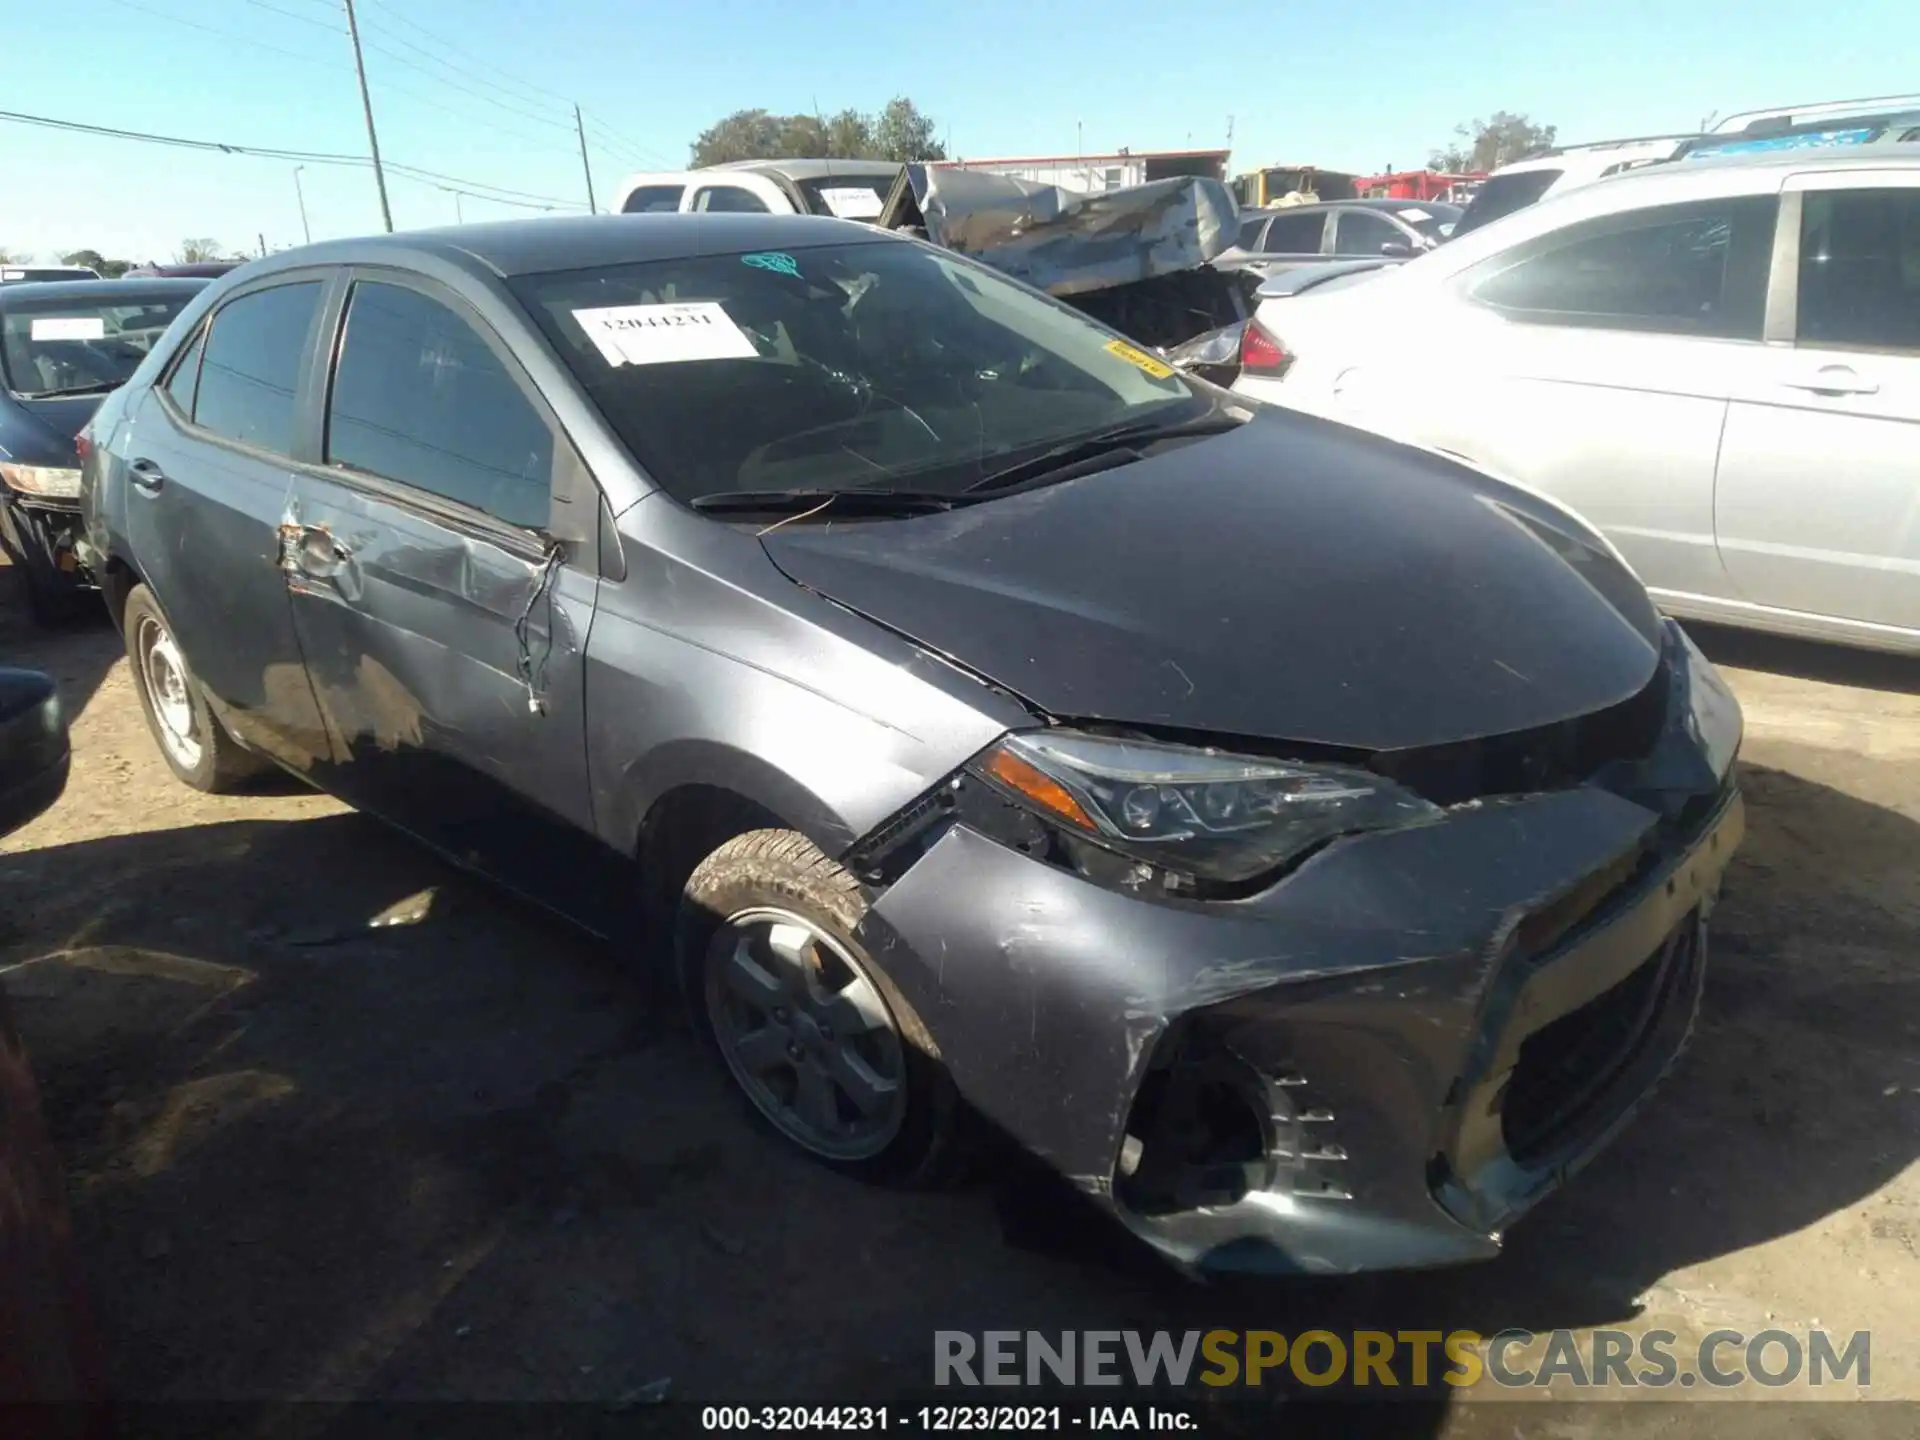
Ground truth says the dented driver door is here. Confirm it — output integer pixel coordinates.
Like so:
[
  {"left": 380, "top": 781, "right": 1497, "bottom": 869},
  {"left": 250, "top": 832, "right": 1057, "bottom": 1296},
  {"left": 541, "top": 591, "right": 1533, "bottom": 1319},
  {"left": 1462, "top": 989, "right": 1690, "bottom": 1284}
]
[{"left": 281, "top": 273, "right": 611, "bottom": 925}]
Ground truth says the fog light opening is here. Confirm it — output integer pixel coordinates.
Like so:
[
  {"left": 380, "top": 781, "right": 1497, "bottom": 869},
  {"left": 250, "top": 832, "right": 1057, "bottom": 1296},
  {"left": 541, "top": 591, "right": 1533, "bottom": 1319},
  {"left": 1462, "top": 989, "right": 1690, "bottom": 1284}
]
[{"left": 1116, "top": 1053, "right": 1270, "bottom": 1216}]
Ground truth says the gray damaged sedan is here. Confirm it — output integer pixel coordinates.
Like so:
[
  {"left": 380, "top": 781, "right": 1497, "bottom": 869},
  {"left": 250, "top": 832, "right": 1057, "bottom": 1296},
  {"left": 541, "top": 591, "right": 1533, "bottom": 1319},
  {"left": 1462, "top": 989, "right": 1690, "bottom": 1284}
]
[{"left": 79, "top": 214, "right": 1744, "bottom": 1275}]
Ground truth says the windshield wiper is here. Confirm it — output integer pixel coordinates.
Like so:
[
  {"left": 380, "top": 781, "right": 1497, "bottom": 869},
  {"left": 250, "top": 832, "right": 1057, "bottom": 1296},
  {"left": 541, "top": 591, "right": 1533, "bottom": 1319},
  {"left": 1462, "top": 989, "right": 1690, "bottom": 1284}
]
[
  {"left": 690, "top": 487, "right": 961, "bottom": 517},
  {"left": 19, "top": 381, "right": 119, "bottom": 399},
  {"left": 963, "top": 412, "right": 1247, "bottom": 495}
]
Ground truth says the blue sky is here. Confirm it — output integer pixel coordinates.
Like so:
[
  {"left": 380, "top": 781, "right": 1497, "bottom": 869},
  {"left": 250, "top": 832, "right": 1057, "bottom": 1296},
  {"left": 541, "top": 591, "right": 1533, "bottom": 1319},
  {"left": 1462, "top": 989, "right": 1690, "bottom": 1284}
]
[{"left": 2, "top": 0, "right": 1911, "bottom": 263}]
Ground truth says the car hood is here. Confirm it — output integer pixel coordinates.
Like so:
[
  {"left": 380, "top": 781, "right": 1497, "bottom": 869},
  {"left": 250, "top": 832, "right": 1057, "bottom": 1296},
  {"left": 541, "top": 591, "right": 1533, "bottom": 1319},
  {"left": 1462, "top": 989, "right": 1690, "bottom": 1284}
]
[
  {"left": 760, "top": 410, "right": 1665, "bottom": 753},
  {"left": 0, "top": 394, "right": 102, "bottom": 465}
]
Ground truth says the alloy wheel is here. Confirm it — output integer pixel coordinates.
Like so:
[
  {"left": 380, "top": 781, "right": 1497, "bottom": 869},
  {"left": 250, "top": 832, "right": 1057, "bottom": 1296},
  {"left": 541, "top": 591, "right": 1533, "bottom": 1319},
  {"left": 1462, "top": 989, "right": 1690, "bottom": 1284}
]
[{"left": 704, "top": 906, "right": 909, "bottom": 1161}]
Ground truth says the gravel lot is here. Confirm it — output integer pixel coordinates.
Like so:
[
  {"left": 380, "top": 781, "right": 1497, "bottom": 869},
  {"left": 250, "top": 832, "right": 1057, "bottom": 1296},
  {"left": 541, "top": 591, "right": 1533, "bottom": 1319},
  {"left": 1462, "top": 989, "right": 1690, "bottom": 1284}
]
[{"left": 3, "top": 565, "right": 1916, "bottom": 1437}]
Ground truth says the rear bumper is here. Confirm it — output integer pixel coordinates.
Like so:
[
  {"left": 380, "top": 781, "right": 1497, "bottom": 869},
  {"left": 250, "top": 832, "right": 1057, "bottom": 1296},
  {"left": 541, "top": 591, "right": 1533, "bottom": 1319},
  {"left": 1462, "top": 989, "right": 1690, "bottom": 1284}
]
[{"left": 859, "top": 629, "right": 1743, "bottom": 1275}]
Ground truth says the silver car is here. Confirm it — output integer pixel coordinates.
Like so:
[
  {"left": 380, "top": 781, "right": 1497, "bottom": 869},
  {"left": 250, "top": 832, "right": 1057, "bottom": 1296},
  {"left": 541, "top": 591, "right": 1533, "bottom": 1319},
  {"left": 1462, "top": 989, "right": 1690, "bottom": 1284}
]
[{"left": 1234, "top": 143, "right": 1920, "bottom": 655}]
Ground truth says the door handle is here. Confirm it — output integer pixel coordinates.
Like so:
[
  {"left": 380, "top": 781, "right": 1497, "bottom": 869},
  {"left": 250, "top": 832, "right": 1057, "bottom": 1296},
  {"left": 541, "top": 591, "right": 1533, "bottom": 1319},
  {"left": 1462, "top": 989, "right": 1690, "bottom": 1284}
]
[
  {"left": 128, "top": 458, "right": 166, "bottom": 494},
  {"left": 1782, "top": 365, "right": 1879, "bottom": 397}
]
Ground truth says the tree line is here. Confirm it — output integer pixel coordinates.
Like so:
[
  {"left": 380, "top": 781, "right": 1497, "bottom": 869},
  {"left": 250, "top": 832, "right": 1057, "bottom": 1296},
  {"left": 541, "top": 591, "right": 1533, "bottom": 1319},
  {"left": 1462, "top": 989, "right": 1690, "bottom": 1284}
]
[{"left": 0, "top": 238, "right": 240, "bottom": 274}]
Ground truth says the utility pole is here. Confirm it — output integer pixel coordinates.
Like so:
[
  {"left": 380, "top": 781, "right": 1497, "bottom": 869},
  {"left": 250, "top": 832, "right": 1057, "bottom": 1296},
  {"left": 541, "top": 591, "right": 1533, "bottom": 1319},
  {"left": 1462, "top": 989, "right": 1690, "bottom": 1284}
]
[
  {"left": 293, "top": 165, "right": 311, "bottom": 245},
  {"left": 258, "top": 233, "right": 267, "bottom": 258},
  {"left": 574, "top": 103, "right": 597, "bottom": 214},
  {"left": 342, "top": 0, "right": 394, "bottom": 233}
]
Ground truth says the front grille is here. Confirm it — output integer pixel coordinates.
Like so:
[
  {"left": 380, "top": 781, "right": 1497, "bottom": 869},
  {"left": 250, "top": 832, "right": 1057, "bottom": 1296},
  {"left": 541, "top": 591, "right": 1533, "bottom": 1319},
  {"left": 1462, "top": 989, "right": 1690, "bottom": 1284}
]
[
  {"left": 1370, "top": 657, "right": 1670, "bottom": 806},
  {"left": 1501, "top": 917, "right": 1699, "bottom": 1164}
]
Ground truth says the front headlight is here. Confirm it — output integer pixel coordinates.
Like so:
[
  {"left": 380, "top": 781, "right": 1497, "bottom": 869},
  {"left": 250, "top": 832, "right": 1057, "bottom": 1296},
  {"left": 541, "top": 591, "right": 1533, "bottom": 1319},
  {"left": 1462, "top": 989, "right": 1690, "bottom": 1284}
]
[
  {"left": 0, "top": 463, "right": 82, "bottom": 500},
  {"left": 971, "top": 729, "right": 1442, "bottom": 885}
]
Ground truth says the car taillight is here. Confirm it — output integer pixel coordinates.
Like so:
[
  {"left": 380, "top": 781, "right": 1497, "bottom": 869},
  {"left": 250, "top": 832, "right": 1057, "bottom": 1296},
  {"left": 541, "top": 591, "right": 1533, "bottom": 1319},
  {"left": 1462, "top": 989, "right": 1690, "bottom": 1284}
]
[
  {"left": 1239, "top": 319, "right": 1292, "bottom": 377},
  {"left": 75, "top": 430, "right": 94, "bottom": 463}
]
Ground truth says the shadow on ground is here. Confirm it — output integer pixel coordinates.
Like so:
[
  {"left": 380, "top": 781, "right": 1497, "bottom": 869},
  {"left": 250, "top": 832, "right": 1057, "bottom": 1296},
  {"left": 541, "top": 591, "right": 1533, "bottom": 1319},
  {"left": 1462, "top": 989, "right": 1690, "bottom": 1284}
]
[
  {"left": 0, "top": 565, "right": 123, "bottom": 727},
  {"left": 0, "top": 757, "right": 1913, "bottom": 1435},
  {"left": 1684, "top": 620, "right": 1920, "bottom": 696}
]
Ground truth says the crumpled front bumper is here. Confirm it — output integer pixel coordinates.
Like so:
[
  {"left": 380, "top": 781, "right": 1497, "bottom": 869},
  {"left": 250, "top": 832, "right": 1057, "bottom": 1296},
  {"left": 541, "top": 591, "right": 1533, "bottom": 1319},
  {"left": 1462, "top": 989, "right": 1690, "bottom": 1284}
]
[{"left": 857, "top": 629, "right": 1743, "bottom": 1275}]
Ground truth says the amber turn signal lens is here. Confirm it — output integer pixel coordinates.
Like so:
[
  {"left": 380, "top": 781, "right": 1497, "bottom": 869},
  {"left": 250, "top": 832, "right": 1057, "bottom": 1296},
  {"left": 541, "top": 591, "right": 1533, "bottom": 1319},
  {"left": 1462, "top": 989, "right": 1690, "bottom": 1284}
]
[{"left": 982, "top": 746, "right": 1098, "bottom": 832}]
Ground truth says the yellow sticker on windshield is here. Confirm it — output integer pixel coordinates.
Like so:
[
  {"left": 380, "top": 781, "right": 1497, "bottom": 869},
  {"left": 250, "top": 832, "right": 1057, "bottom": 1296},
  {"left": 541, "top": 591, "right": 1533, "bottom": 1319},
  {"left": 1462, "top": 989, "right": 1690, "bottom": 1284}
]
[{"left": 1104, "top": 338, "right": 1175, "bottom": 379}]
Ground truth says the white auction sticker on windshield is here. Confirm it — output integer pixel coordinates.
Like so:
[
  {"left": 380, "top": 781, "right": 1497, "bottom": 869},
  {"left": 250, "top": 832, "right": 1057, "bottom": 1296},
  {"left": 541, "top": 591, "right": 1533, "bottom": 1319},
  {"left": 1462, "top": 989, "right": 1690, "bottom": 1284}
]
[
  {"left": 30, "top": 316, "right": 107, "bottom": 341},
  {"left": 572, "top": 302, "right": 758, "bottom": 367},
  {"left": 1399, "top": 207, "right": 1431, "bottom": 223},
  {"left": 818, "top": 186, "right": 884, "bottom": 219}
]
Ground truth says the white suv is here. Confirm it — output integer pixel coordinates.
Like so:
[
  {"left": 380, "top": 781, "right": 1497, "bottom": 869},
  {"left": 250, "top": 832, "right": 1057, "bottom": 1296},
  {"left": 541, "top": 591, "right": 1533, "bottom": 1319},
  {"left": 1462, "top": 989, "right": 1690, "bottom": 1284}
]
[
  {"left": 1232, "top": 144, "right": 1920, "bottom": 655},
  {"left": 613, "top": 160, "right": 902, "bottom": 220}
]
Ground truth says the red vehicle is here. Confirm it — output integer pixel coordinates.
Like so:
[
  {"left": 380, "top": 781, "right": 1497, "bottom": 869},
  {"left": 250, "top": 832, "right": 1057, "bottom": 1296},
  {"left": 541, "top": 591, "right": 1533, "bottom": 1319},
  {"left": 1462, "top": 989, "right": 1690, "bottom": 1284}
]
[{"left": 1355, "top": 169, "right": 1484, "bottom": 203}]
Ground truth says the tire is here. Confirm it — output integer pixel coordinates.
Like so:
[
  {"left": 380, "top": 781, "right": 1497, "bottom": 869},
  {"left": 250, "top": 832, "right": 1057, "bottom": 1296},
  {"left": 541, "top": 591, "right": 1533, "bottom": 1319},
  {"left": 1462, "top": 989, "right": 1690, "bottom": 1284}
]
[
  {"left": 678, "top": 828, "right": 965, "bottom": 1186},
  {"left": 122, "top": 583, "right": 263, "bottom": 793}
]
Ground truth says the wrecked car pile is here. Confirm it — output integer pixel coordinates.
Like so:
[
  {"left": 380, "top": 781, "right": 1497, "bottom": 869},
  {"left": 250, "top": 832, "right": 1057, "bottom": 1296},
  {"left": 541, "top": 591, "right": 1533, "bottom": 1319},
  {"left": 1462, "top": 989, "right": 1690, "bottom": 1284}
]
[{"left": 878, "top": 163, "right": 1259, "bottom": 359}]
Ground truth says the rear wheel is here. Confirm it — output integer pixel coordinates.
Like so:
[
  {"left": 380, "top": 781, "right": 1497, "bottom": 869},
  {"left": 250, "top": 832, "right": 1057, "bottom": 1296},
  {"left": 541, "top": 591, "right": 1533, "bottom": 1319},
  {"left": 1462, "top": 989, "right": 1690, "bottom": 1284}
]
[
  {"left": 122, "top": 584, "right": 263, "bottom": 793},
  {"left": 677, "top": 829, "right": 964, "bottom": 1186}
]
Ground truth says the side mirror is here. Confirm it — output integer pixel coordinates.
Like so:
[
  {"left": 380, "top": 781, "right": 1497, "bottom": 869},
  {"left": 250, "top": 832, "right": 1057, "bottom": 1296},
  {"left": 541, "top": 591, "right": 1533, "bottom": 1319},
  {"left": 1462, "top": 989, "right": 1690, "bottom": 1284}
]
[
  {"left": 1379, "top": 240, "right": 1415, "bottom": 258},
  {"left": 0, "top": 669, "right": 70, "bottom": 840}
]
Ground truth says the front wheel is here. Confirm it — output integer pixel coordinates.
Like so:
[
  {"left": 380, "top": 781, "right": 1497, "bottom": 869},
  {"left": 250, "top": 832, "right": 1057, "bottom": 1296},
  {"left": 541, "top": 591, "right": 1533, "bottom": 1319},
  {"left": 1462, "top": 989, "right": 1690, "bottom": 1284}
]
[
  {"left": 122, "top": 584, "right": 263, "bottom": 793},
  {"left": 677, "top": 829, "right": 965, "bottom": 1186}
]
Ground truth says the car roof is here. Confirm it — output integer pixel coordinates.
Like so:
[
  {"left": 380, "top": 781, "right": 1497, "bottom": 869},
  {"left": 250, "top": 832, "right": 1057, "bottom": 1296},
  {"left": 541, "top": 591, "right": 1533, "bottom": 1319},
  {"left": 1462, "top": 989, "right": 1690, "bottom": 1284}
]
[
  {"left": 1253, "top": 198, "right": 1460, "bottom": 217},
  {"left": 1410, "top": 138, "right": 1920, "bottom": 272},
  {"left": 708, "top": 158, "right": 904, "bottom": 181},
  {"left": 237, "top": 213, "right": 898, "bottom": 283},
  {"left": 0, "top": 277, "right": 209, "bottom": 307}
]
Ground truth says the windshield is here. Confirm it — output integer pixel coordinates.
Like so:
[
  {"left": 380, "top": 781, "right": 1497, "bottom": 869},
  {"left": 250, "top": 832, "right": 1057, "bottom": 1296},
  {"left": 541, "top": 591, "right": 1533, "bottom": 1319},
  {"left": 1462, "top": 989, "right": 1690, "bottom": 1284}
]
[
  {"left": 511, "top": 238, "right": 1201, "bottom": 504},
  {"left": 1451, "top": 169, "right": 1560, "bottom": 237},
  {"left": 0, "top": 292, "right": 197, "bottom": 396},
  {"left": 794, "top": 177, "right": 896, "bottom": 220}
]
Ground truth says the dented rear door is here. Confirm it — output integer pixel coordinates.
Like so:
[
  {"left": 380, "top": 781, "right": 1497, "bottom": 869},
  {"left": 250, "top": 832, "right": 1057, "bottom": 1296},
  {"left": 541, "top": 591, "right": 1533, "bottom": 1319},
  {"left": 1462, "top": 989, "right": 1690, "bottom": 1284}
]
[{"left": 282, "top": 272, "right": 610, "bottom": 923}]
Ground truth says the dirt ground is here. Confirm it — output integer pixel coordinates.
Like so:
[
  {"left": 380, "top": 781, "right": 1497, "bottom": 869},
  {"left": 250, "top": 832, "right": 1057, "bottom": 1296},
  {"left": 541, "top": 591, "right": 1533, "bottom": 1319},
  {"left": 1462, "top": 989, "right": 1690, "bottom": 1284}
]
[{"left": 2, "top": 562, "right": 1916, "bottom": 1437}]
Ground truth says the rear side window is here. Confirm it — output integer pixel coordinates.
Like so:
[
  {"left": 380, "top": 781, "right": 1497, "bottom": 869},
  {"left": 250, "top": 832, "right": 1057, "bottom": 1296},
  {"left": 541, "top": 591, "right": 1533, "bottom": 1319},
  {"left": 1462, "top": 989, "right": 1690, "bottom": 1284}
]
[
  {"left": 693, "top": 186, "right": 770, "bottom": 214},
  {"left": 1261, "top": 211, "right": 1326, "bottom": 253},
  {"left": 1237, "top": 214, "right": 1270, "bottom": 247},
  {"left": 1467, "top": 197, "right": 1777, "bottom": 339},
  {"left": 194, "top": 282, "right": 323, "bottom": 454},
  {"left": 164, "top": 324, "right": 206, "bottom": 414},
  {"left": 1797, "top": 187, "right": 1920, "bottom": 352},
  {"left": 621, "top": 184, "right": 685, "bottom": 214},
  {"left": 326, "top": 281, "right": 553, "bottom": 529},
  {"left": 1452, "top": 169, "right": 1561, "bottom": 237}
]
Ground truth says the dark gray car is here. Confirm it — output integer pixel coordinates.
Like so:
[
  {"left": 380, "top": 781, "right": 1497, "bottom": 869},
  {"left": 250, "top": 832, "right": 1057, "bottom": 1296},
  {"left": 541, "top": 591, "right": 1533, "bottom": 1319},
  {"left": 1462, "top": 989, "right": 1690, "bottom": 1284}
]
[{"left": 80, "top": 214, "right": 1743, "bottom": 1275}]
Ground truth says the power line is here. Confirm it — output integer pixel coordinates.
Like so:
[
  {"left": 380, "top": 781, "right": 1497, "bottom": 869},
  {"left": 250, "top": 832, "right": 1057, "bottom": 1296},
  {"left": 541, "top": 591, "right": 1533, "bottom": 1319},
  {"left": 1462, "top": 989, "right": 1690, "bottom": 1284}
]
[
  {"left": 238, "top": 0, "right": 343, "bottom": 32},
  {"left": 0, "top": 108, "right": 583, "bottom": 209},
  {"left": 356, "top": 34, "right": 577, "bottom": 133},
  {"left": 361, "top": 0, "right": 578, "bottom": 108},
  {"left": 91, "top": 0, "right": 576, "bottom": 159},
  {"left": 356, "top": 0, "right": 677, "bottom": 168}
]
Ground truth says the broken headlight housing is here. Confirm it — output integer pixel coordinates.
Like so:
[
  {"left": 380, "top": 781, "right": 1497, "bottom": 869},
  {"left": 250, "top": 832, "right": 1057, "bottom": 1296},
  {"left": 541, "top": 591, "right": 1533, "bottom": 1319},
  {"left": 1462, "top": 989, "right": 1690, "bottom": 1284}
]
[
  {"left": 0, "top": 463, "right": 82, "bottom": 500},
  {"left": 971, "top": 729, "right": 1442, "bottom": 886}
]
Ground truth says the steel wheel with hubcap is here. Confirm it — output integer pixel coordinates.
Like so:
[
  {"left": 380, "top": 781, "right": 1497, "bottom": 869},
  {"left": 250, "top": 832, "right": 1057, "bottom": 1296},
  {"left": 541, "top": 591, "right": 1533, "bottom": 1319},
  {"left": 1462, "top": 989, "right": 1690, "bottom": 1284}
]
[
  {"left": 704, "top": 905, "right": 909, "bottom": 1161},
  {"left": 119, "top": 582, "right": 263, "bottom": 794},
  {"left": 135, "top": 612, "right": 203, "bottom": 772}
]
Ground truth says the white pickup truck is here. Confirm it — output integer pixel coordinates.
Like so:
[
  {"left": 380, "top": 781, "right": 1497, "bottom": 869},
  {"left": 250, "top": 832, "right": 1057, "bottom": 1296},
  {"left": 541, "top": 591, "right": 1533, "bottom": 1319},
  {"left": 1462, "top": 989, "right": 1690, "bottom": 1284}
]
[{"left": 612, "top": 159, "right": 904, "bottom": 221}]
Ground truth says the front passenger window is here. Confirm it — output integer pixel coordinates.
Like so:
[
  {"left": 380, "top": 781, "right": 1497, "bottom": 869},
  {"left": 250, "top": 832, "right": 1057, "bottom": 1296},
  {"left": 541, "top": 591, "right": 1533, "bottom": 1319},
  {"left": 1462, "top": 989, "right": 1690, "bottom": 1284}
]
[{"left": 326, "top": 281, "right": 553, "bottom": 530}]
